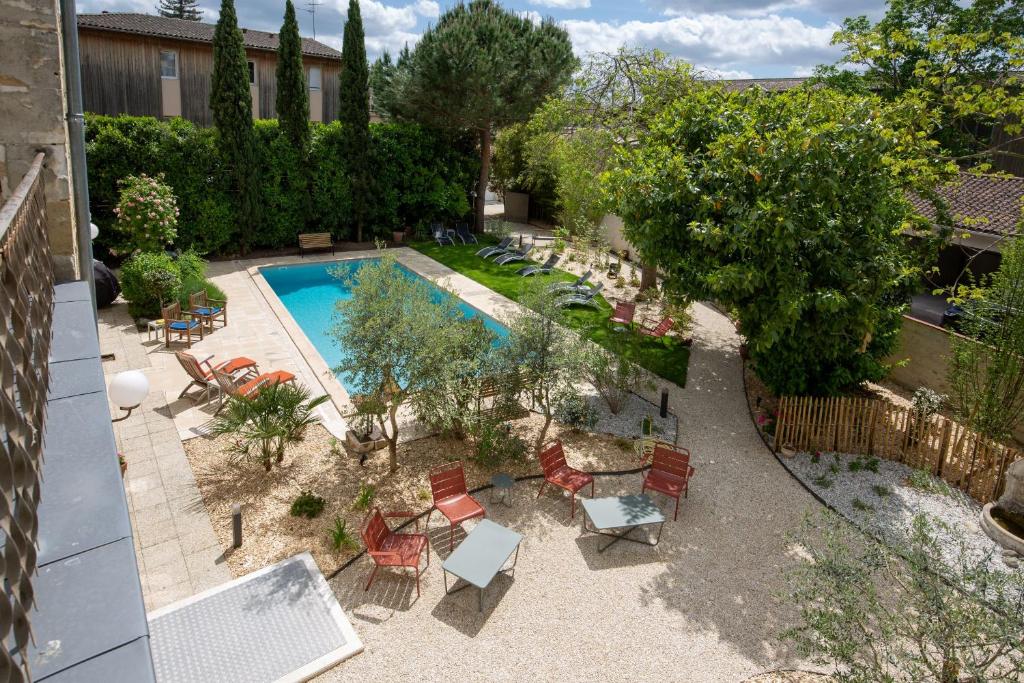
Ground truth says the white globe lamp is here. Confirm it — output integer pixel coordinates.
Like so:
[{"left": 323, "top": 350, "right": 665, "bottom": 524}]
[
  {"left": 109, "top": 370, "right": 150, "bottom": 422},
  {"left": 90, "top": 222, "right": 100, "bottom": 241}
]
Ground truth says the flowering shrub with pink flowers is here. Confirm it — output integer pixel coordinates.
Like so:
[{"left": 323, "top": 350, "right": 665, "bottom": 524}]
[{"left": 112, "top": 173, "right": 178, "bottom": 255}]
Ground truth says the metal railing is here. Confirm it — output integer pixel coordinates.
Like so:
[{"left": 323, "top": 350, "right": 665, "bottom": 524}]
[{"left": 0, "top": 153, "right": 55, "bottom": 681}]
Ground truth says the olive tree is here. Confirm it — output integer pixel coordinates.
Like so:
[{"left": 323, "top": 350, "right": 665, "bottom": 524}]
[{"left": 784, "top": 511, "right": 1024, "bottom": 682}]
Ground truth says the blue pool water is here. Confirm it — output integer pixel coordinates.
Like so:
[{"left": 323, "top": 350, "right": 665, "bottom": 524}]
[{"left": 259, "top": 259, "right": 509, "bottom": 393}]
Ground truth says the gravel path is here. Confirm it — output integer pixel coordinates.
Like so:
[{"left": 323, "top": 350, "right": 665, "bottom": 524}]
[
  {"left": 317, "top": 302, "right": 826, "bottom": 682},
  {"left": 782, "top": 451, "right": 1013, "bottom": 574}
]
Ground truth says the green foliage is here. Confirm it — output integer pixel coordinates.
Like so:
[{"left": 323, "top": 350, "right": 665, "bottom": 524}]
[
  {"left": 275, "top": 0, "right": 310, "bottom": 153},
  {"left": 472, "top": 422, "right": 528, "bottom": 468},
  {"left": 490, "top": 122, "right": 557, "bottom": 221},
  {"left": 120, "top": 251, "right": 181, "bottom": 319},
  {"left": 329, "top": 518, "right": 359, "bottom": 551},
  {"left": 210, "top": 0, "right": 261, "bottom": 252},
  {"left": 811, "top": 474, "right": 834, "bottom": 489},
  {"left": 553, "top": 393, "right": 598, "bottom": 433},
  {"left": 339, "top": 0, "right": 371, "bottom": 242},
  {"left": 851, "top": 497, "right": 874, "bottom": 512},
  {"left": 609, "top": 84, "right": 931, "bottom": 396},
  {"left": 351, "top": 483, "right": 375, "bottom": 512},
  {"left": 290, "top": 491, "right": 326, "bottom": 519},
  {"left": 381, "top": 0, "right": 577, "bottom": 228},
  {"left": 948, "top": 235, "right": 1024, "bottom": 440},
  {"left": 849, "top": 456, "right": 880, "bottom": 474},
  {"left": 783, "top": 512, "right": 1024, "bottom": 682},
  {"left": 85, "top": 115, "right": 477, "bottom": 250},
  {"left": 157, "top": 0, "right": 201, "bottom": 20},
  {"left": 331, "top": 250, "right": 489, "bottom": 470},
  {"left": 905, "top": 468, "right": 953, "bottom": 497},
  {"left": 580, "top": 341, "right": 652, "bottom": 415},
  {"left": 872, "top": 484, "right": 891, "bottom": 498},
  {"left": 111, "top": 173, "right": 178, "bottom": 255},
  {"left": 210, "top": 382, "right": 329, "bottom": 471}
]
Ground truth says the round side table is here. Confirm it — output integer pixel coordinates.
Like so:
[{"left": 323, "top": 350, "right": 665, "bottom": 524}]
[{"left": 490, "top": 473, "right": 514, "bottom": 507}]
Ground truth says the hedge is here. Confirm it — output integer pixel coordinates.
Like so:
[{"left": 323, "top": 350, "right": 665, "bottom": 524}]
[{"left": 85, "top": 114, "right": 479, "bottom": 258}]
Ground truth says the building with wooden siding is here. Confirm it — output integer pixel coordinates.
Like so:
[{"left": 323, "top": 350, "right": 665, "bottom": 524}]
[{"left": 77, "top": 13, "right": 342, "bottom": 126}]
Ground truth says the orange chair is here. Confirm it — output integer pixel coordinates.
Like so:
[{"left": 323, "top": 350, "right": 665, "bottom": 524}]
[
  {"left": 641, "top": 444, "right": 695, "bottom": 520},
  {"left": 639, "top": 316, "right": 674, "bottom": 338},
  {"left": 212, "top": 366, "right": 296, "bottom": 412},
  {"left": 361, "top": 508, "right": 429, "bottom": 596},
  {"left": 175, "top": 351, "right": 257, "bottom": 403},
  {"left": 609, "top": 301, "right": 636, "bottom": 327},
  {"left": 427, "top": 461, "right": 485, "bottom": 551},
  {"left": 537, "top": 440, "right": 594, "bottom": 519}
]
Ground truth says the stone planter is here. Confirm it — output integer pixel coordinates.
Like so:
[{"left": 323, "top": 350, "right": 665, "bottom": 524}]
[
  {"left": 779, "top": 444, "right": 797, "bottom": 458},
  {"left": 345, "top": 427, "right": 387, "bottom": 454},
  {"left": 981, "top": 503, "right": 1024, "bottom": 567},
  {"left": 504, "top": 191, "right": 529, "bottom": 222}
]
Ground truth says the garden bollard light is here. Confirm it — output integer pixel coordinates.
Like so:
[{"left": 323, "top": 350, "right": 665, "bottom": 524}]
[
  {"left": 660, "top": 389, "right": 669, "bottom": 418},
  {"left": 232, "top": 504, "right": 242, "bottom": 548}
]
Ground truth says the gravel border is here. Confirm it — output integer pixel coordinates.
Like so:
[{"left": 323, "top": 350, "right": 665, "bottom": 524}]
[{"left": 580, "top": 386, "right": 677, "bottom": 442}]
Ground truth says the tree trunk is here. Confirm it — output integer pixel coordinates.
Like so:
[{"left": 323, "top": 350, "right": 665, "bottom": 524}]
[
  {"left": 533, "top": 412, "right": 553, "bottom": 457},
  {"left": 476, "top": 126, "right": 491, "bottom": 233},
  {"left": 640, "top": 262, "right": 657, "bottom": 291},
  {"left": 385, "top": 404, "right": 400, "bottom": 472}
]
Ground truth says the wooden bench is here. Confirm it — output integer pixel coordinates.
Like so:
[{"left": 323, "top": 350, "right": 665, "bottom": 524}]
[{"left": 298, "top": 232, "right": 335, "bottom": 257}]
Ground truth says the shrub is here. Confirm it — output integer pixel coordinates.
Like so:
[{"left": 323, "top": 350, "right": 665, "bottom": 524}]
[
  {"left": 352, "top": 483, "right": 375, "bottom": 512},
  {"left": 120, "top": 251, "right": 181, "bottom": 319},
  {"left": 210, "top": 382, "right": 329, "bottom": 471},
  {"left": 553, "top": 393, "right": 599, "bottom": 432},
  {"left": 812, "top": 474, "right": 834, "bottom": 489},
  {"left": 872, "top": 484, "right": 891, "bottom": 497},
  {"left": 112, "top": 173, "right": 178, "bottom": 255},
  {"left": 580, "top": 344, "right": 650, "bottom": 415},
  {"left": 329, "top": 518, "right": 359, "bottom": 551},
  {"left": 851, "top": 497, "right": 875, "bottom": 512},
  {"left": 473, "top": 421, "right": 529, "bottom": 469},
  {"left": 905, "top": 468, "right": 952, "bottom": 496},
  {"left": 290, "top": 491, "right": 326, "bottom": 519}
]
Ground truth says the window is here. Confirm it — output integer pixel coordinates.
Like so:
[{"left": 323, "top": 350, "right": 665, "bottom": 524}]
[
  {"left": 308, "top": 67, "right": 321, "bottom": 91},
  {"left": 247, "top": 61, "right": 256, "bottom": 85},
  {"left": 160, "top": 50, "right": 178, "bottom": 79}
]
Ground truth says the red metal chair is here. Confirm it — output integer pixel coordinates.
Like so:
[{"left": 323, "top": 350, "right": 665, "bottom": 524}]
[
  {"left": 642, "top": 444, "right": 695, "bottom": 520},
  {"left": 609, "top": 301, "right": 636, "bottom": 327},
  {"left": 639, "top": 316, "right": 674, "bottom": 338},
  {"left": 360, "top": 508, "right": 429, "bottom": 596},
  {"left": 427, "top": 461, "right": 485, "bottom": 551},
  {"left": 537, "top": 440, "right": 594, "bottom": 519}
]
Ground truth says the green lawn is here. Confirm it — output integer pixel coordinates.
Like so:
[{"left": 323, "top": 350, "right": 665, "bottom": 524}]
[{"left": 411, "top": 240, "right": 689, "bottom": 387}]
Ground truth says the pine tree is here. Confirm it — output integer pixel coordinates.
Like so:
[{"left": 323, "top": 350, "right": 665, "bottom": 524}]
[
  {"left": 210, "top": 0, "right": 260, "bottom": 253},
  {"left": 387, "top": 0, "right": 576, "bottom": 231},
  {"left": 276, "top": 0, "right": 309, "bottom": 152},
  {"left": 156, "top": 0, "right": 202, "bottom": 21},
  {"left": 338, "top": 0, "right": 371, "bottom": 242}
]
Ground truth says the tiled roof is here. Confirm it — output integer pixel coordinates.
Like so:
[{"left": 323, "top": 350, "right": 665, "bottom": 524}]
[
  {"left": 717, "top": 77, "right": 812, "bottom": 92},
  {"left": 910, "top": 173, "right": 1024, "bottom": 237},
  {"left": 77, "top": 13, "right": 341, "bottom": 60}
]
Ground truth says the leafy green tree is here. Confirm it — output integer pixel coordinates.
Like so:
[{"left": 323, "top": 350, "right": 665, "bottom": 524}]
[
  {"left": 830, "top": 0, "right": 1024, "bottom": 163},
  {"left": 784, "top": 511, "right": 1024, "bottom": 682},
  {"left": 948, "top": 235, "right": 1024, "bottom": 441},
  {"left": 276, "top": 0, "right": 309, "bottom": 152},
  {"left": 331, "top": 250, "right": 491, "bottom": 471},
  {"left": 609, "top": 85, "right": 934, "bottom": 395},
  {"left": 384, "top": 0, "right": 576, "bottom": 231},
  {"left": 211, "top": 383, "right": 329, "bottom": 471},
  {"left": 497, "top": 283, "right": 584, "bottom": 455},
  {"left": 210, "top": 0, "right": 260, "bottom": 253},
  {"left": 339, "top": 0, "right": 371, "bottom": 242},
  {"left": 157, "top": 0, "right": 202, "bottom": 20}
]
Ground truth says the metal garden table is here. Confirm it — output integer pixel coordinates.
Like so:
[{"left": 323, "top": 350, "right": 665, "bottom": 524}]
[
  {"left": 442, "top": 519, "right": 522, "bottom": 612},
  {"left": 580, "top": 494, "right": 666, "bottom": 553}
]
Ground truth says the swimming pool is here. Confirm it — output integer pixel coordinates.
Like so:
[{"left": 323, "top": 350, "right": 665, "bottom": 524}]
[{"left": 259, "top": 259, "right": 509, "bottom": 394}]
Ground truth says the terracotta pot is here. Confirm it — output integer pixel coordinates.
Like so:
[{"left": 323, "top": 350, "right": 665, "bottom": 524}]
[
  {"left": 780, "top": 444, "right": 797, "bottom": 458},
  {"left": 392, "top": 231, "right": 404, "bottom": 243}
]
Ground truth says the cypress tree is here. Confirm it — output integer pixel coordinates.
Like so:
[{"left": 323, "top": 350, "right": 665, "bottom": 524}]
[
  {"left": 210, "top": 0, "right": 260, "bottom": 253},
  {"left": 276, "top": 0, "right": 309, "bottom": 152},
  {"left": 338, "top": 0, "right": 371, "bottom": 242},
  {"left": 156, "top": 0, "right": 202, "bottom": 21}
]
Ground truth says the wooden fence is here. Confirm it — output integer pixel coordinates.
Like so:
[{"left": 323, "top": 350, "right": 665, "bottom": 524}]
[{"left": 772, "top": 395, "right": 1023, "bottom": 504}]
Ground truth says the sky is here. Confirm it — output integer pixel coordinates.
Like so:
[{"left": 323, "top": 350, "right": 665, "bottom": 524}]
[{"left": 76, "top": 0, "right": 891, "bottom": 78}]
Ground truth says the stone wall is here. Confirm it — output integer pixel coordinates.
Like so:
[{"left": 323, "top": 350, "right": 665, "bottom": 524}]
[{"left": 0, "top": 0, "right": 77, "bottom": 280}]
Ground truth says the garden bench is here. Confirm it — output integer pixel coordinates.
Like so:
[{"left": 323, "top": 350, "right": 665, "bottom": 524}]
[{"left": 298, "top": 232, "right": 335, "bottom": 257}]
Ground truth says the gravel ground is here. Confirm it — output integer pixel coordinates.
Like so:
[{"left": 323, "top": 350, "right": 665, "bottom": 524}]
[
  {"left": 315, "top": 302, "right": 827, "bottom": 682},
  {"left": 781, "top": 450, "right": 1011, "bottom": 574},
  {"left": 580, "top": 385, "right": 678, "bottom": 442}
]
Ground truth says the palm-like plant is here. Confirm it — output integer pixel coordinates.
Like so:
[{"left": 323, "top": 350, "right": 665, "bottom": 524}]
[{"left": 211, "top": 382, "right": 329, "bottom": 471}]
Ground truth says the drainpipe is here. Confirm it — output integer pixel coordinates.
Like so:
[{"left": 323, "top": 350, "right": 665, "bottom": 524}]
[{"left": 59, "top": 0, "right": 96, "bottom": 314}]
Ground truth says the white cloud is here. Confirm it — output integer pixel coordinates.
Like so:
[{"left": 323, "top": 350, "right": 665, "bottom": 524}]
[
  {"left": 562, "top": 13, "right": 840, "bottom": 74},
  {"left": 698, "top": 67, "right": 755, "bottom": 79},
  {"left": 324, "top": 0, "right": 439, "bottom": 58},
  {"left": 528, "top": 0, "right": 591, "bottom": 8},
  {"left": 792, "top": 65, "right": 815, "bottom": 77},
  {"left": 517, "top": 10, "right": 543, "bottom": 25}
]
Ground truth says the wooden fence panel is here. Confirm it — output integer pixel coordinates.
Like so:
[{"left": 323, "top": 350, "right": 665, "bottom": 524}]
[{"left": 773, "top": 394, "right": 1021, "bottom": 504}]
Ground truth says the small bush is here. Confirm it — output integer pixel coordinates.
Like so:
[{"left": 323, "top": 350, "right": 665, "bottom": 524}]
[
  {"left": 852, "top": 498, "right": 875, "bottom": 512},
  {"left": 329, "top": 518, "right": 359, "bottom": 551},
  {"left": 849, "top": 455, "right": 880, "bottom": 474},
  {"left": 553, "top": 393, "right": 599, "bottom": 432},
  {"left": 812, "top": 474, "right": 834, "bottom": 489},
  {"left": 872, "top": 484, "right": 891, "bottom": 498},
  {"left": 474, "top": 422, "right": 529, "bottom": 469},
  {"left": 112, "top": 173, "right": 178, "bottom": 256},
  {"left": 120, "top": 251, "right": 181, "bottom": 319},
  {"left": 811, "top": 451, "right": 821, "bottom": 464},
  {"left": 290, "top": 491, "right": 326, "bottom": 519},
  {"left": 905, "top": 469, "right": 952, "bottom": 496},
  {"left": 352, "top": 483, "right": 376, "bottom": 512}
]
